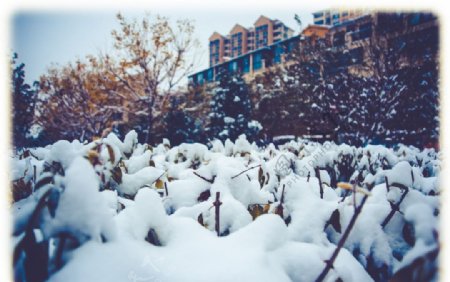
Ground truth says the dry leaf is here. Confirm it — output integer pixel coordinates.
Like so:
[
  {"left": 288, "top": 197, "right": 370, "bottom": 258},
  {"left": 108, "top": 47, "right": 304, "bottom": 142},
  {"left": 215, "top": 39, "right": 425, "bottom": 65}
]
[
  {"left": 87, "top": 150, "right": 99, "bottom": 165},
  {"left": 106, "top": 144, "right": 115, "bottom": 164},
  {"left": 155, "top": 179, "right": 164, "bottom": 189},
  {"left": 337, "top": 182, "right": 353, "bottom": 190}
]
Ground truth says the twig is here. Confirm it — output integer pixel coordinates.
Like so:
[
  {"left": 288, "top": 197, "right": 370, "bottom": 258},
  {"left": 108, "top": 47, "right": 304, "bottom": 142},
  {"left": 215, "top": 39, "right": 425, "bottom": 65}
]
[
  {"left": 152, "top": 171, "right": 166, "bottom": 185},
  {"left": 275, "top": 184, "right": 286, "bottom": 217},
  {"left": 385, "top": 176, "right": 390, "bottom": 192},
  {"left": 315, "top": 183, "right": 372, "bottom": 282},
  {"left": 213, "top": 192, "right": 222, "bottom": 236},
  {"left": 193, "top": 171, "right": 215, "bottom": 183},
  {"left": 381, "top": 187, "right": 409, "bottom": 229},
  {"left": 231, "top": 165, "right": 262, "bottom": 179},
  {"left": 315, "top": 168, "right": 324, "bottom": 199},
  {"left": 352, "top": 182, "right": 356, "bottom": 211},
  {"left": 164, "top": 182, "right": 169, "bottom": 197},
  {"left": 33, "top": 165, "right": 37, "bottom": 188}
]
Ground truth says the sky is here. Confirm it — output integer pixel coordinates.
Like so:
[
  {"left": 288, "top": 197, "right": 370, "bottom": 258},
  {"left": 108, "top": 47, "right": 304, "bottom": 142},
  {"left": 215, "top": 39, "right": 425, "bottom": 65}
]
[{"left": 12, "top": 8, "right": 315, "bottom": 84}]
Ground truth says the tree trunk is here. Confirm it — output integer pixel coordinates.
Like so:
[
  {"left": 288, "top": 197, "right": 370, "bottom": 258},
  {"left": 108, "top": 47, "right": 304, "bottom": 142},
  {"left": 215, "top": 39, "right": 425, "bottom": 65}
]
[
  {"left": 145, "top": 91, "right": 155, "bottom": 144},
  {"left": 145, "top": 103, "right": 153, "bottom": 144}
]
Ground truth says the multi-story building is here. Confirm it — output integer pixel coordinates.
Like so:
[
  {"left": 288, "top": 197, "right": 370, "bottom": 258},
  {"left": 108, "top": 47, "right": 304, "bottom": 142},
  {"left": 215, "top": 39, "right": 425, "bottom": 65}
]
[
  {"left": 208, "top": 15, "right": 294, "bottom": 67},
  {"left": 191, "top": 12, "right": 438, "bottom": 86},
  {"left": 313, "top": 9, "right": 365, "bottom": 26},
  {"left": 325, "top": 12, "right": 438, "bottom": 76},
  {"left": 191, "top": 35, "right": 301, "bottom": 85},
  {"left": 300, "top": 24, "right": 330, "bottom": 40}
]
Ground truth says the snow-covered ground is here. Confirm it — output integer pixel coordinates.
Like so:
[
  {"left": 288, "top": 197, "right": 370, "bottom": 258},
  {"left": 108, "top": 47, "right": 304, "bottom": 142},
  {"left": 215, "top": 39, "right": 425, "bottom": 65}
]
[{"left": 11, "top": 131, "right": 440, "bottom": 281}]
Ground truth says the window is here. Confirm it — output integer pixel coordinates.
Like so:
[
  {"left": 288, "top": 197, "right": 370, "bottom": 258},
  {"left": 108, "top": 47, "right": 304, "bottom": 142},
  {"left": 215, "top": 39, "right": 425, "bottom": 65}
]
[
  {"left": 231, "top": 33, "right": 243, "bottom": 57},
  {"left": 313, "top": 12, "right": 324, "bottom": 18},
  {"left": 229, "top": 61, "right": 238, "bottom": 73},
  {"left": 243, "top": 56, "right": 250, "bottom": 73},
  {"left": 253, "top": 52, "right": 263, "bottom": 70},
  {"left": 255, "top": 25, "right": 268, "bottom": 49},
  {"left": 197, "top": 73, "right": 204, "bottom": 85},
  {"left": 274, "top": 44, "right": 284, "bottom": 63},
  {"left": 207, "top": 69, "right": 214, "bottom": 81}
]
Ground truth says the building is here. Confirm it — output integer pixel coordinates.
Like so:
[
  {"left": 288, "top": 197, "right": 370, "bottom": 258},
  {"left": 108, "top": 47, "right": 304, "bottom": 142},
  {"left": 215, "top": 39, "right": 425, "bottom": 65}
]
[
  {"left": 301, "top": 25, "right": 330, "bottom": 39},
  {"left": 208, "top": 15, "right": 294, "bottom": 67},
  {"left": 313, "top": 9, "right": 365, "bottom": 26},
  {"left": 325, "top": 12, "right": 438, "bottom": 76},
  {"left": 191, "top": 12, "right": 438, "bottom": 86},
  {"left": 191, "top": 35, "right": 300, "bottom": 85}
]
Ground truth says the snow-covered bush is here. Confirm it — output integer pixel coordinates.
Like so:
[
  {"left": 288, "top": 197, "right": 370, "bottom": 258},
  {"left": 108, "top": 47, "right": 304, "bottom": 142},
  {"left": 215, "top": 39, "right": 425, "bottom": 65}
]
[{"left": 11, "top": 132, "right": 440, "bottom": 282}]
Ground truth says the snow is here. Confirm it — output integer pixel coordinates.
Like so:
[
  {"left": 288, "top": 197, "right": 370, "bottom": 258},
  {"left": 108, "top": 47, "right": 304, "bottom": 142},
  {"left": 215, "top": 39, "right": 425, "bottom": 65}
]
[
  {"left": 44, "top": 140, "right": 81, "bottom": 169},
  {"left": 223, "top": 116, "right": 235, "bottom": 124},
  {"left": 11, "top": 132, "right": 440, "bottom": 282},
  {"left": 124, "top": 150, "right": 152, "bottom": 174},
  {"left": 115, "top": 188, "right": 168, "bottom": 241},
  {"left": 165, "top": 178, "right": 210, "bottom": 210},
  {"left": 248, "top": 120, "right": 263, "bottom": 130},
  {"left": 386, "top": 161, "right": 413, "bottom": 187},
  {"left": 116, "top": 167, "right": 165, "bottom": 196},
  {"left": 41, "top": 157, "right": 115, "bottom": 243},
  {"left": 404, "top": 203, "right": 437, "bottom": 244},
  {"left": 105, "top": 130, "right": 138, "bottom": 156}
]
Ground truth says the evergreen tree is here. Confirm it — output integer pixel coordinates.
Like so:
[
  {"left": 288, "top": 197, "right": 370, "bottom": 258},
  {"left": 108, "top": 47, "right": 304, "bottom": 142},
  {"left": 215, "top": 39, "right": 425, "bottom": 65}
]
[
  {"left": 11, "top": 53, "right": 37, "bottom": 149},
  {"left": 207, "top": 70, "right": 261, "bottom": 142},
  {"left": 252, "top": 13, "right": 439, "bottom": 148},
  {"left": 164, "top": 96, "right": 205, "bottom": 145}
]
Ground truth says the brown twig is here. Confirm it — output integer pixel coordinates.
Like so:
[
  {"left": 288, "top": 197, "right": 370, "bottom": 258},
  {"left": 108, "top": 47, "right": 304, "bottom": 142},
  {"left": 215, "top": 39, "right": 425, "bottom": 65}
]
[
  {"left": 315, "top": 183, "right": 372, "bottom": 282},
  {"left": 213, "top": 192, "right": 222, "bottom": 236},
  {"left": 381, "top": 187, "right": 409, "bottom": 229},
  {"left": 164, "top": 182, "right": 169, "bottom": 197},
  {"left": 193, "top": 171, "right": 216, "bottom": 183},
  {"left": 33, "top": 165, "right": 37, "bottom": 188},
  {"left": 152, "top": 171, "right": 166, "bottom": 185},
  {"left": 315, "top": 168, "right": 324, "bottom": 199},
  {"left": 275, "top": 184, "right": 286, "bottom": 218},
  {"left": 385, "top": 176, "right": 390, "bottom": 192},
  {"left": 352, "top": 182, "right": 356, "bottom": 211},
  {"left": 231, "top": 165, "right": 262, "bottom": 179}
]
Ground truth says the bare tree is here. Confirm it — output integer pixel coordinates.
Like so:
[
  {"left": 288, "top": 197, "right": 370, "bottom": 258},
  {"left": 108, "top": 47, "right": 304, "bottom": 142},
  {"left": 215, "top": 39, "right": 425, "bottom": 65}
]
[{"left": 107, "top": 12, "right": 200, "bottom": 143}]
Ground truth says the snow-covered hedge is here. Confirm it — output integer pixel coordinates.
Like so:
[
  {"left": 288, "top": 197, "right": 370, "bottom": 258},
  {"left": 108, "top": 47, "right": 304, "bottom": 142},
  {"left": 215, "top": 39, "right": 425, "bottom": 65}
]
[{"left": 11, "top": 131, "right": 440, "bottom": 282}]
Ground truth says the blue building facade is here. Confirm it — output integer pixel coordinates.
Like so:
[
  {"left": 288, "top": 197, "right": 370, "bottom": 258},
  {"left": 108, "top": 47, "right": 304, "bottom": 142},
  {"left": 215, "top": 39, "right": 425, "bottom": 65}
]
[{"left": 189, "top": 35, "right": 301, "bottom": 86}]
